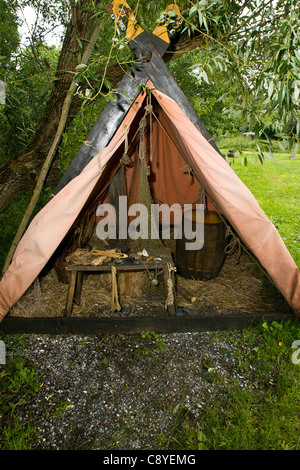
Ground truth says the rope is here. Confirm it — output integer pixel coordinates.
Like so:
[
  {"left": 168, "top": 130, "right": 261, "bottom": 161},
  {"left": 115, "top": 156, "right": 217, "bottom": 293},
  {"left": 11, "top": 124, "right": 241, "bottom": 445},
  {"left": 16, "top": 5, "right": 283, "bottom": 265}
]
[
  {"left": 152, "top": 187, "right": 203, "bottom": 206},
  {"left": 165, "top": 262, "right": 177, "bottom": 310},
  {"left": 33, "top": 278, "right": 42, "bottom": 308},
  {"left": 138, "top": 97, "right": 153, "bottom": 163},
  {"left": 142, "top": 263, "right": 164, "bottom": 286},
  {"left": 224, "top": 226, "right": 243, "bottom": 261},
  {"left": 120, "top": 153, "right": 132, "bottom": 166},
  {"left": 180, "top": 164, "right": 194, "bottom": 179},
  {"left": 120, "top": 97, "right": 153, "bottom": 167},
  {"left": 134, "top": 100, "right": 162, "bottom": 246},
  {"left": 97, "top": 149, "right": 104, "bottom": 172},
  {"left": 145, "top": 96, "right": 153, "bottom": 162},
  {"left": 208, "top": 196, "right": 277, "bottom": 287},
  {"left": 111, "top": 265, "right": 121, "bottom": 312},
  {"left": 124, "top": 124, "right": 128, "bottom": 155},
  {"left": 120, "top": 125, "right": 133, "bottom": 166},
  {"left": 139, "top": 116, "right": 147, "bottom": 161}
]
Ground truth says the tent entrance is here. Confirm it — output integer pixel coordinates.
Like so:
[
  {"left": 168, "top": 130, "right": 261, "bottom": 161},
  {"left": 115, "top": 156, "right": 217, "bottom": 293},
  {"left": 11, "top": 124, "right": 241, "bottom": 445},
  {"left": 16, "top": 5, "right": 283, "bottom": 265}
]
[{"left": 60, "top": 94, "right": 206, "bottom": 264}]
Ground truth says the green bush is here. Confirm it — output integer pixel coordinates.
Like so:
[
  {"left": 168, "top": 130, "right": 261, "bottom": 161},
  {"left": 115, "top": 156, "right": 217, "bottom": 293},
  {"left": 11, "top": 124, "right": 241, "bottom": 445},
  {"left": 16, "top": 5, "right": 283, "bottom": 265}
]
[{"left": 0, "top": 335, "right": 42, "bottom": 450}]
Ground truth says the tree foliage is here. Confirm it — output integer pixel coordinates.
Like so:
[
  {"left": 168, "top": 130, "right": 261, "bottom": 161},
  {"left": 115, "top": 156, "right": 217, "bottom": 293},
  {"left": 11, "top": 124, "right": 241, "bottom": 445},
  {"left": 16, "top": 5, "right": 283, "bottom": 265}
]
[
  {"left": 68, "top": 0, "right": 300, "bottom": 157},
  {"left": 1, "top": 44, "right": 59, "bottom": 160},
  {"left": 0, "top": 0, "right": 20, "bottom": 61},
  {"left": 181, "top": 0, "right": 300, "bottom": 155},
  {"left": 0, "top": 0, "right": 299, "bottom": 213}
]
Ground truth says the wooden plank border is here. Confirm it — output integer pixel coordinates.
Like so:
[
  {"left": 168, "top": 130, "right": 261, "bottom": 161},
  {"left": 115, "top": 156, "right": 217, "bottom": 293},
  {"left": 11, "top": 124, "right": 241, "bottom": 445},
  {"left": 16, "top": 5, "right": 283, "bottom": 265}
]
[{"left": 0, "top": 312, "right": 294, "bottom": 335}]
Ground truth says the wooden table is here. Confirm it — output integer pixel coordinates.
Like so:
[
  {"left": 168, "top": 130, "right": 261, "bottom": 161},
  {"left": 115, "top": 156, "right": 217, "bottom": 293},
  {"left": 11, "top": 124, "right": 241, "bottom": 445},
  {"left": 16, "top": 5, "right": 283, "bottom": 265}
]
[{"left": 64, "top": 260, "right": 177, "bottom": 317}]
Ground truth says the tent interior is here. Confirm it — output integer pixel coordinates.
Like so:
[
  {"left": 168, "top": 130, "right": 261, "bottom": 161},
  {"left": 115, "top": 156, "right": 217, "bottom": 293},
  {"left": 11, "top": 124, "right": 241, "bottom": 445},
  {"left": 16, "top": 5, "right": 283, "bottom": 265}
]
[{"left": 7, "top": 90, "right": 292, "bottom": 320}]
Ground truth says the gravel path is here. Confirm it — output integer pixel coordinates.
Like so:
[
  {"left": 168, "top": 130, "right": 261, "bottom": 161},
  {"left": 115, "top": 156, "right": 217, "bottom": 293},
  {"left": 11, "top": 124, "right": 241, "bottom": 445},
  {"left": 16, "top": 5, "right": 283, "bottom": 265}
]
[{"left": 14, "top": 329, "right": 252, "bottom": 450}]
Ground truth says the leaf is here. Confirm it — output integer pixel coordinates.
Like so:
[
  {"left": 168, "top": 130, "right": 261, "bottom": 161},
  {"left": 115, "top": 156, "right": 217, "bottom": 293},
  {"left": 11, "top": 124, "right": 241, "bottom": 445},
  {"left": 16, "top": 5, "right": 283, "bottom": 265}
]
[
  {"left": 197, "top": 430, "right": 207, "bottom": 442},
  {"left": 202, "top": 16, "right": 208, "bottom": 31},
  {"left": 293, "top": 83, "right": 299, "bottom": 104},
  {"left": 188, "top": 6, "right": 197, "bottom": 21},
  {"left": 197, "top": 442, "right": 208, "bottom": 450},
  {"left": 172, "top": 402, "right": 181, "bottom": 415},
  {"left": 256, "top": 144, "right": 264, "bottom": 165},
  {"left": 198, "top": 11, "right": 203, "bottom": 27},
  {"left": 268, "top": 81, "right": 274, "bottom": 99},
  {"left": 107, "top": 93, "right": 117, "bottom": 102},
  {"left": 76, "top": 36, "right": 83, "bottom": 49},
  {"left": 278, "top": 83, "right": 286, "bottom": 107},
  {"left": 75, "top": 64, "right": 87, "bottom": 71},
  {"left": 73, "top": 72, "right": 83, "bottom": 82},
  {"left": 167, "top": 9, "right": 176, "bottom": 18},
  {"left": 278, "top": 140, "right": 288, "bottom": 151},
  {"left": 263, "top": 152, "right": 275, "bottom": 162},
  {"left": 201, "top": 70, "right": 209, "bottom": 84},
  {"left": 103, "top": 77, "right": 112, "bottom": 90}
]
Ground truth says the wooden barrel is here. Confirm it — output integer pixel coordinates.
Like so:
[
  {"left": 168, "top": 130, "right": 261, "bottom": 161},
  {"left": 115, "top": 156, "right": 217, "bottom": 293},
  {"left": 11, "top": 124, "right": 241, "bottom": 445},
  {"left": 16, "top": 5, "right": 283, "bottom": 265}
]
[{"left": 175, "top": 210, "right": 228, "bottom": 281}]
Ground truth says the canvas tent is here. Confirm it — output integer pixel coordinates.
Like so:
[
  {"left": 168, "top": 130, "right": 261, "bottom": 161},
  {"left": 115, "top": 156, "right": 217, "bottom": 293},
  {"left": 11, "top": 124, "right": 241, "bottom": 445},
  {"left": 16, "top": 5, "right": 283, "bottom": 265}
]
[
  {"left": 0, "top": 2, "right": 299, "bottom": 324},
  {"left": 0, "top": 80, "right": 300, "bottom": 321}
]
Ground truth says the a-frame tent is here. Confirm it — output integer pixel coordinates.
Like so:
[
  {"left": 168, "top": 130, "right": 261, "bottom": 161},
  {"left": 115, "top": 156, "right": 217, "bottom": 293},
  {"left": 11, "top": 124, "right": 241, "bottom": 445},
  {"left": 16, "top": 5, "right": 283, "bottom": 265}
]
[
  {"left": 55, "top": 2, "right": 222, "bottom": 195},
  {"left": 0, "top": 2, "right": 299, "bottom": 327}
]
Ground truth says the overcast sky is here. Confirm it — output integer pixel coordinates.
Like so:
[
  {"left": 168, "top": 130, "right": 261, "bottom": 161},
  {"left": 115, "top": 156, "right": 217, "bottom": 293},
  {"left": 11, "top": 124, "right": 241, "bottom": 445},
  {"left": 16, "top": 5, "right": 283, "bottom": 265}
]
[{"left": 18, "top": 5, "right": 62, "bottom": 46}]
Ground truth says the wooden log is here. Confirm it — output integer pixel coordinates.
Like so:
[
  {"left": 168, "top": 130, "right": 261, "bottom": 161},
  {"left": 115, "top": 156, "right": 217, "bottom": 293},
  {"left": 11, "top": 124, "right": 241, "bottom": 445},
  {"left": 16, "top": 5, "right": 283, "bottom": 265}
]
[
  {"left": 0, "top": 312, "right": 294, "bottom": 335},
  {"left": 64, "top": 271, "right": 77, "bottom": 317}
]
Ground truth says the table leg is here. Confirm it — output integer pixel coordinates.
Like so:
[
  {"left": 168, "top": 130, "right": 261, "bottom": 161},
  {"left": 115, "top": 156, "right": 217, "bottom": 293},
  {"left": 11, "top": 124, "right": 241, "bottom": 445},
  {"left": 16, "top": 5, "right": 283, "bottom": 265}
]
[
  {"left": 163, "top": 269, "right": 176, "bottom": 316},
  {"left": 64, "top": 270, "right": 77, "bottom": 317},
  {"left": 74, "top": 271, "right": 82, "bottom": 305}
]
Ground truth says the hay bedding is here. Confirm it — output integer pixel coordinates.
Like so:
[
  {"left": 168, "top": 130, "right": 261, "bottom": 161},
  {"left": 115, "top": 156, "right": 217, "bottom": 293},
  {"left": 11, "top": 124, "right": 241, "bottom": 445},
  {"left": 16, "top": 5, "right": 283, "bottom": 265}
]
[
  {"left": 176, "top": 251, "right": 287, "bottom": 314},
  {"left": 10, "top": 248, "right": 287, "bottom": 319}
]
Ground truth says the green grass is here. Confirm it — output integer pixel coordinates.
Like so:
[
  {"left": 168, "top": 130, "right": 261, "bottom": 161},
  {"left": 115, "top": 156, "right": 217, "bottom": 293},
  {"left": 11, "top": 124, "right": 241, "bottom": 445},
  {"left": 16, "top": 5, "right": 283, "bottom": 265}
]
[
  {"left": 0, "top": 334, "right": 42, "bottom": 450},
  {"left": 224, "top": 151, "right": 300, "bottom": 268},
  {"left": 218, "top": 135, "right": 294, "bottom": 154},
  {"left": 157, "top": 320, "right": 300, "bottom": 451},
  {"left": 156, "top": 149, "right": 300, "bottom": 451}
]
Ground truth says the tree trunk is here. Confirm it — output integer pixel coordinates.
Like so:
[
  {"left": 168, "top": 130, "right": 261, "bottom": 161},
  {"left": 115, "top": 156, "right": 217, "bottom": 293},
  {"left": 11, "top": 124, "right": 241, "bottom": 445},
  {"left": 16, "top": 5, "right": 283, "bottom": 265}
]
[
  {"left": 2, "top": 16, "right": 102, "bottom": 273},
  {"left": 0, "top": 0, "right": 103, "bottom": 213},
  {"left": 0, "top": 9, "right": 204, "bottom": 214}
]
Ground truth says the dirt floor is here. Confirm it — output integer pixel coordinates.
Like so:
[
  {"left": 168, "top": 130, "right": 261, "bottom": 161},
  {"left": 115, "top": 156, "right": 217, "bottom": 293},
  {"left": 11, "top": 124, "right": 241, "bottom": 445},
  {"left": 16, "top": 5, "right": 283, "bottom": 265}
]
[{"left": 10, "top": 249, "right": 289, "bottom": 320}]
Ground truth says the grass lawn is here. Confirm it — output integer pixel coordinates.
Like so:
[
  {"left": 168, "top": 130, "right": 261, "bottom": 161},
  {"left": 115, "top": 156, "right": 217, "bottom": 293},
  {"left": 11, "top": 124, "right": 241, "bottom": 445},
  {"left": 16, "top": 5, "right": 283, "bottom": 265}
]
[
  {"left": 162, "top": 151, "right": 300, "bottom": 451},
  {"left": 226, "top": 152, "right": 300, "bottom": 268}
]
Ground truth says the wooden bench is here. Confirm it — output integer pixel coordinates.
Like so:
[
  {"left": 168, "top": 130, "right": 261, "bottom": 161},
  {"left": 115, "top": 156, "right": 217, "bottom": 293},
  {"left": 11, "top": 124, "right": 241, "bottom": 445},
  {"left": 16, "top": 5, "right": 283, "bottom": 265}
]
[{"left": 64, "top": 260, "right": 177, "bottom": 317}]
